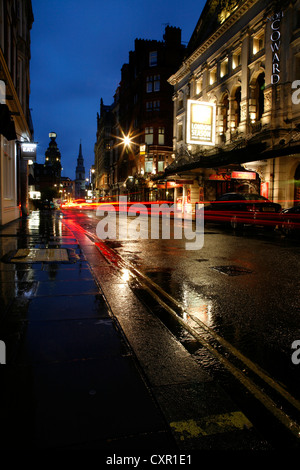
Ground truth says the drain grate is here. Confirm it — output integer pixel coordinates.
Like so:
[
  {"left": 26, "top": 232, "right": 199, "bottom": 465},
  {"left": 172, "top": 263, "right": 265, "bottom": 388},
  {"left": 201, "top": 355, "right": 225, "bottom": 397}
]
[{"left": 211, "top": 265, "right": 253, "bottom": 276}]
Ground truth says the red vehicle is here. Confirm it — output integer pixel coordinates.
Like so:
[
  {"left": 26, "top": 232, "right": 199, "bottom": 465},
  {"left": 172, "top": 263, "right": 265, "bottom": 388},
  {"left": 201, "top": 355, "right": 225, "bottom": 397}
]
[
  {"left": 280, "top": 205, "right": 300, "bottom": 235},
  {"left": 204, "top": 192, "right": 282, "bottom": 229}
]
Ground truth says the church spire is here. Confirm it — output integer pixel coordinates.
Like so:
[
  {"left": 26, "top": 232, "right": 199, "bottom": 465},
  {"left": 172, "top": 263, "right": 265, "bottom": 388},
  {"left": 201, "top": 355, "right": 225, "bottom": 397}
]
[{"left": 75, "top": 140, "right": 85, "bottom": 198}]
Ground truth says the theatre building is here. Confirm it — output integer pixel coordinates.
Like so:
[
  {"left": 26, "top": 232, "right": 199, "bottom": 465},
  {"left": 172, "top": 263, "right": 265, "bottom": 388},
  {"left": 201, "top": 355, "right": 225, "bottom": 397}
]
[{"left": 159, "top": 0, "right": 300, "bottom": 210}]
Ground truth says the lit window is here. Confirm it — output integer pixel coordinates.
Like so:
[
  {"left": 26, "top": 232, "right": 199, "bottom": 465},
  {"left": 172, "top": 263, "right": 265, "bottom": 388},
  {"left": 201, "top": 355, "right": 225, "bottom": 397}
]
[
  {"left": 158, "top": 161, "right": 164, "bottom": 172},
  {"left": 220, "top": 58, "right": 228, "bottom": 78},
  {"left": 158, "top": 127, "right": 165, "bottom": 145},
  {"left": 253, "top": 32, "right": 264, "bottom": 55},
  {"left": 149, "top": 51, "right": 157, "bottom": 67},
  {"left": 145, "top": 127, "right": 153, "bottom": 145},
  {"left": 158, "top": 155, "right": 164, "bottom": 172},
  {"left": 196, "top": 77, "right": 202, "bottom": 94},
  {"left": 145, "top": 157, "right": 153, "bottom": 173},
  {"left": 209, "top": 67, "right": 217, "bottom": 85},
  {"left": 232, "top": 49, "right": 241, "bottom": 69}
]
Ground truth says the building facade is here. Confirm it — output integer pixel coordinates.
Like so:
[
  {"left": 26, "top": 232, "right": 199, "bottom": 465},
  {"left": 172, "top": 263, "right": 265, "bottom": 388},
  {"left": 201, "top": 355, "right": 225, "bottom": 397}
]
[
  {"left": 0, "top": 0, "right": 34, "bottom": 224},
  {"left": 160, "top": 0, "right": 300, "bottom": 211},
  {"left": 94, "top": 26, "right": 186, "bottom": 201},
  {"left": 94, "top": 99, "right": 113, "bottom": 199}
]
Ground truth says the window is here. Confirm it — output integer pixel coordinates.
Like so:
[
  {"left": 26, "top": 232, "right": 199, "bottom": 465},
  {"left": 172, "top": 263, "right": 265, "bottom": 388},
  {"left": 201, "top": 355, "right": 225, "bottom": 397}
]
[
  {"left": 145, "top": 127, "right": 153, "bottom": 145},
  {"left": 149, "top": 51, "right": 157, "bottom": 67},
  {"left": 145, "top": 157, "right": 153, "bottom": 173},
  {"left": 153, "top": 100, "right": 160, "bottom": 111},
  {"left": 233, "top": 87, "right": 241, "bottom": 127},
  {"left": 158, "top": 155, "right": 164, "bottom": 172},
  {"left": 147, "top": 75, "right": 160, "bottom": 92},
  {"left": 146, "top": 76, "right": 153, "bottom": 93},
  {"left": 232, "top": 48, "right": 241, "bottom": 69},
  {"left": 196, "top": 77, "right": 202, "bottom": 95},
  {"left": 221, "top": 94, "right": 229, "bottom": 132},
  {"left": 253, "top": 32, "right": 264, "bottom": 55},
  {"left": 158, "top": 127, "right": 165, "bottom": 145},
  {"left": 146, "top": 101, "right": 153, "bottom": 112},
  {"left": 220, "top": 58, "right": 228, "bottom": 78},
  {"left": 255, "top": 73, "right": 265, "bottom": 120},
  {"left": 209, "top": 67, "right": 217, "bottom": 85},
  {"left": 177, "top": 122, "right": 183, "bottom": 141},
  {"left": 154, "top": 75, "right": 160, "bottom": 91}
]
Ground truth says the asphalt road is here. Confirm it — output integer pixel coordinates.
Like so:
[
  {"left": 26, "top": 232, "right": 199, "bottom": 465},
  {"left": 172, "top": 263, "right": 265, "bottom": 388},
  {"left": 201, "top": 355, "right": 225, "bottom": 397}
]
[{"left": 62, "top": 208, "right": 300, "bottom": 446}]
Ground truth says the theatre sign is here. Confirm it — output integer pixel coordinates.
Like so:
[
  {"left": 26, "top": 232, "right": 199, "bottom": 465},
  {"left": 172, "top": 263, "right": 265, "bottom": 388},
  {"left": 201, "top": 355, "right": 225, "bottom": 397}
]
[
  {"left": 186, "top": 100, "right": 216, "bottom": 146},
  {"left": 268, "top": 11, "right": 283, "bottom": 85}
]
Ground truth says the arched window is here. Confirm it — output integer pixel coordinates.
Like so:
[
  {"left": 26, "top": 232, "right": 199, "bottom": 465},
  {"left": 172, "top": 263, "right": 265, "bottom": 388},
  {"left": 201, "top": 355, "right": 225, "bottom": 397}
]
[
  {"left": 255, "top": 73, "right": 265, "bottom": 120},
  {"left": 233, "top": 87, "right": 241, "bottom": 127},
  {"left": 221, "top": 93, "right": 229, "bottom": 132}
]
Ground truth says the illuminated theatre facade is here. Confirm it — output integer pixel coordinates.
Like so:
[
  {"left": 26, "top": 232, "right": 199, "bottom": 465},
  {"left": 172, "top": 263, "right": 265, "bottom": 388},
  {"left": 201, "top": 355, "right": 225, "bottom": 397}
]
[{"left": 159, "top": 0, "right": 300, "bottom": 210}]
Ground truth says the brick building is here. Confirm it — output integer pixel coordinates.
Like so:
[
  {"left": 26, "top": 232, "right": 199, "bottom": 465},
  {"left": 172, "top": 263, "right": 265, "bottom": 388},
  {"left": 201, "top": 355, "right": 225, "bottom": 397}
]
[{"left": 94, "top": 26, "right": 186, "bottom": 201}]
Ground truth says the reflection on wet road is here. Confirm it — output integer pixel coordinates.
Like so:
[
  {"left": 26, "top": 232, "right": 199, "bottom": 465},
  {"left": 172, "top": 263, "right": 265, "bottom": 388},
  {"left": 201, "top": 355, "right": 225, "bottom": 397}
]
[
  {"left": 60, "top": 209, "right": 300, "bottom": 446},
  {"left": 66, "top": 210, "right": 300, "bottom": 394}
]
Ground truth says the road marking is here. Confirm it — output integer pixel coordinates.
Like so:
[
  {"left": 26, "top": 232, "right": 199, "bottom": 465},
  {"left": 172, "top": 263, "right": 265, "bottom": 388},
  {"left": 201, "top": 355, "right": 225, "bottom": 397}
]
[{"left": 170, "top": 411, "right": 253, "bottom": 439}]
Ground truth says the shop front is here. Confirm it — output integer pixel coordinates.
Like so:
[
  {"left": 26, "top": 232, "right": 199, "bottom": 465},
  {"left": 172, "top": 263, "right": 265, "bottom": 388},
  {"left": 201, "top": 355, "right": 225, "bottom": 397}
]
[{"left": 205, "top": 168, "right": 260, "bottom": 201}]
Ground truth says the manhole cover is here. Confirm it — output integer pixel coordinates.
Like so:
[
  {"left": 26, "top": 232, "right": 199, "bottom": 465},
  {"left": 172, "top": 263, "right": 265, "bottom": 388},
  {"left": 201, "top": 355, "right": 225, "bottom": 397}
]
[{"left": 211, "top": 265, "right": 253, "bottom": 276}]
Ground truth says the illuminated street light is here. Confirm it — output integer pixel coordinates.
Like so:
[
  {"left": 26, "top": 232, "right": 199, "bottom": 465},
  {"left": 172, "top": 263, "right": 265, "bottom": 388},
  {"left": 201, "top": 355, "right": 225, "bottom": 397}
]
[{"left": 123, "top": 135, "right": 132, "bottom": 147}]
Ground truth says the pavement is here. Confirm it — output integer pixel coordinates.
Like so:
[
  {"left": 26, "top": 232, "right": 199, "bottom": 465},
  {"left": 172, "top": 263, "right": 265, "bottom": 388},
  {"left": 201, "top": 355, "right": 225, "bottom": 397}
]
[{"left": 0, "top": 210, "right": 272, "bottom": 453}]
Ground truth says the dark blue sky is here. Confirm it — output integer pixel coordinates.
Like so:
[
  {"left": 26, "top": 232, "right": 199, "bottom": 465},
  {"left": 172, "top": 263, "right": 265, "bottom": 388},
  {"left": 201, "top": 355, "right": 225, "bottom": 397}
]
[{"left": 30, "top": 0, "right": 205, "bottom": 179}]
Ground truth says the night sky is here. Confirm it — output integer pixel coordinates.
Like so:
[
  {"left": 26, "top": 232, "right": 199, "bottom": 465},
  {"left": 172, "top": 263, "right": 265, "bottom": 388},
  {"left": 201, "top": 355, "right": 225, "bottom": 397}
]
[{"left": 30, "top": 0, "right": 205, "bottom": 179}]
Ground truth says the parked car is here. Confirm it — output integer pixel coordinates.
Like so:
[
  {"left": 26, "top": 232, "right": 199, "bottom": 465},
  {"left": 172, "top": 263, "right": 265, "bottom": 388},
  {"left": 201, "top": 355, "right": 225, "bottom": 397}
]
[
  {"left": 204, "top": 192, "right": 282, "bottom": 229},
  {"left": 279, "top": 205, "right": 300, "bottom": 235}
]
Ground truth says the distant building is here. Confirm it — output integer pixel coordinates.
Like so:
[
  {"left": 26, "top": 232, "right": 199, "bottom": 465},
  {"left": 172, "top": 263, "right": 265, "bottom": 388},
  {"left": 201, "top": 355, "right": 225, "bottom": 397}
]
[
  {"left": 33, "top": 132, "right": 62, "bottom": 200},
  {"left": 75, "top": 142, "right": 86, "bottom": 198},
  {"left": 0, "top": 0, "right": 34, "bottom": 224},
  {"left": 61, "top": 176, "right": 75, "bottom": 200}
]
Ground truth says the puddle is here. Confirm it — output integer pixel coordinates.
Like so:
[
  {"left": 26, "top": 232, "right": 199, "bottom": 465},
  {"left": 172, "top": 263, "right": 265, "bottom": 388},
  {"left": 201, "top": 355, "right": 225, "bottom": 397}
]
[{"left": 210, "top": 265, "right": 253, "bottom": 276}]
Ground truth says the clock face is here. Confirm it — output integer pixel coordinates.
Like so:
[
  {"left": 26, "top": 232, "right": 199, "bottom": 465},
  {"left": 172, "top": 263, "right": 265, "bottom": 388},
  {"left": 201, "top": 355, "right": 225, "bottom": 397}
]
[{"left": 49, "top": 132, "right": 57, "bottom": 138}]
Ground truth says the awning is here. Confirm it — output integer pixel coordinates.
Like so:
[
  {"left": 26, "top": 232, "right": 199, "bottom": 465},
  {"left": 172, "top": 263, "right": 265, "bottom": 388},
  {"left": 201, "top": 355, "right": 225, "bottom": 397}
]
[
  {"left": 0, "top": 104, "right": 17, "bottom": 141},
  {"left": 156, "top": 140, "right": 300, "bottom": 180}
]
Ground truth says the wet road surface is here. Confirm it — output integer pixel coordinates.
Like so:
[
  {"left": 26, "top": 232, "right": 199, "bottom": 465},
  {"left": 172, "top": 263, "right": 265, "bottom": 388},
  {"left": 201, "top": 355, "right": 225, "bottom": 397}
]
[{"left": 61, "top": 208, "right": 300, "bottom": 447}]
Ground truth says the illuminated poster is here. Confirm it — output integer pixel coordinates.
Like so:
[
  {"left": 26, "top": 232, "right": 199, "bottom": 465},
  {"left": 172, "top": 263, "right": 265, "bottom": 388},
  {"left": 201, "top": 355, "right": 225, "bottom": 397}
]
[{"left": 186, "top": 100, "right": 216, "bottom": 146}]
